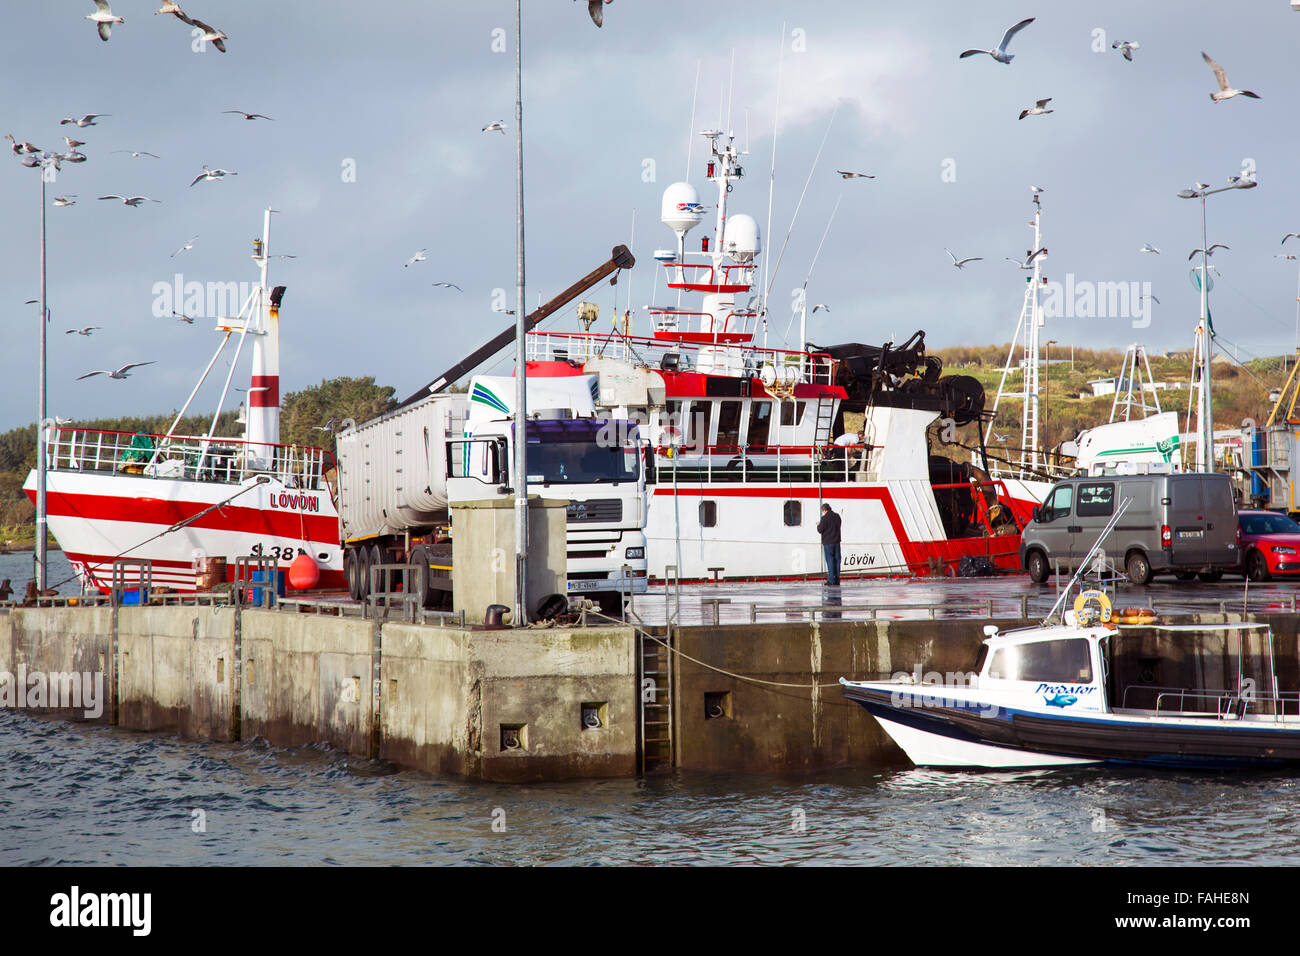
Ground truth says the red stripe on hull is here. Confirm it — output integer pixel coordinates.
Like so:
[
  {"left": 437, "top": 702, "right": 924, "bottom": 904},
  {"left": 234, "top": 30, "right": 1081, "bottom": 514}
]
[
  {"left": 33, "top": 489, "right": 339, "bottom": 542},
  {"left": 652, "top": 484, "right": 1029, "bottom": 576},
  {"left": 64, "top": 551, "right": 346, "bottom": 594}
]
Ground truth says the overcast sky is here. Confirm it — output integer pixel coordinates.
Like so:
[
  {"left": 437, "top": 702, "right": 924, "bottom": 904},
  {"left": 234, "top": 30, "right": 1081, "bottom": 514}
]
[{"left": 2, "top": 1, "right": 1297, "bottom": 431}]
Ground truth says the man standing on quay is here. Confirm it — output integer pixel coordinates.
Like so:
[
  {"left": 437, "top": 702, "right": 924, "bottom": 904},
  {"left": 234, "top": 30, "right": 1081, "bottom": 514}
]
[{"left": 817, "top": 503, "right": 842, "bottom": 586}]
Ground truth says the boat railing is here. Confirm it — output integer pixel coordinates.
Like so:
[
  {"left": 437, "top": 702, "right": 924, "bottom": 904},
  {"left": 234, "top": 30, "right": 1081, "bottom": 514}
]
[
  {"left": 655, "top": 442, "right": 874, "bottom": 483},
  {"left": 1122, "top": 683, "right": 1300, "bottom": 720},
  {"left": 526, "top": 330, "right": 838, "bottom": 387},
  {"left": 43, "top": 426, "right": 329, "bottom": 491}
]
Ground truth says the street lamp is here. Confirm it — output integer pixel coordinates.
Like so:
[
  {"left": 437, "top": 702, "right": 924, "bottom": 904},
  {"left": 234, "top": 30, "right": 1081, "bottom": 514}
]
[
  {"left": 513, "top": 0, "right": 527, "bottom": 627},
  {"left": 1177, "top": 176, "right": 1257, "bottom": 472}
]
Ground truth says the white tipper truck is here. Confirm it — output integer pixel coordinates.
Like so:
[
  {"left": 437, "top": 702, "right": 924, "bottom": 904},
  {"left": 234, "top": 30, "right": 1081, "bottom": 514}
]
[{"left": 335, "top": 372, "right": 648, "bottom": 614}]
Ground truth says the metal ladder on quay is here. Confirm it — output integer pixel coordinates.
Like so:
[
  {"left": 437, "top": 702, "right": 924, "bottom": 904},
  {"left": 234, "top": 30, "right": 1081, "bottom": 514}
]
[{"left": 639, "top": 624, "right": 674, "bottom": 772}]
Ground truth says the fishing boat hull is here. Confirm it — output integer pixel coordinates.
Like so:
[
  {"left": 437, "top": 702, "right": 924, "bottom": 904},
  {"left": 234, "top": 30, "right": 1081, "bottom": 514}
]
[
  {"left": 25, "top": 468, "right": 344, "bottom": 594},
  {"left": 842, "top": 681, "right": 1300, "bottom": 770}
]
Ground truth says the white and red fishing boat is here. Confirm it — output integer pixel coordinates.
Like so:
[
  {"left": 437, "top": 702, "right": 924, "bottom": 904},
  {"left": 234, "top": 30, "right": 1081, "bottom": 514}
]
[
  {"left": 25, "top": 210, "right": 344, "bottom": 594},
  {"left": 523, "top": 131, "right": 1049, "bottom": 582}
]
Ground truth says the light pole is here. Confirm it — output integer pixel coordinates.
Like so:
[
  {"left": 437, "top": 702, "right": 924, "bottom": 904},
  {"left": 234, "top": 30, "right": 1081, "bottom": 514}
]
[
  {"left": 1177, "top": 177, "right": 1256, "bottom": 472},
  {"left": 512, "top": 0, "right": 528, "bottom": 626}
]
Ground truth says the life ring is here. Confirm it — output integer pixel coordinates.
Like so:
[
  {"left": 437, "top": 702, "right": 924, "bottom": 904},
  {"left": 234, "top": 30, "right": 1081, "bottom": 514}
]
[
  {"left": 658, "top": 424, "right": 682, "bottom": 446},
  {"left": 1116, "top": 607, "right": 1157, "bottom": 625},
  {"left": 1072, "top": 589, "right": 1113, "bottom": 625}
]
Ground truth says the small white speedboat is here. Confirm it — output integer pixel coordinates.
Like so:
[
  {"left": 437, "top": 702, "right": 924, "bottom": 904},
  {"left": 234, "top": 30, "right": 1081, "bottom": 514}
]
[{"left": 841, "top": 595, "right": 1300, "bottom": 771}]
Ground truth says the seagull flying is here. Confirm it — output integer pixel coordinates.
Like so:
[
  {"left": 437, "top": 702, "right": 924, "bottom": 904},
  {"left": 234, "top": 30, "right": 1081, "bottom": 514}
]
[
  {"left": 155, "top": 1, "right": 185, "bottom": 14},
  {"left": 1111, "top": 40, "right": 1140, "bottom": 61},
  {"left": 1277, "top": 255, "right": 1299, "bottom": 261},
  {"left": 1188, "top": 244, "right": 1229, "bottom": 260},
  {"left": 811, "top": 304, "right": 830, "bottom": 314},
  {"left": 53, "top": 195, "right": 77, "bottom": 207},
  {"left": 959, "top": 17, "right": 1035, "bottom": 64},
  {"left": 1282, "top": 233, "right": 1300, "bottom": 246},
  {"left": 1139, "top": 294, "right": 1160, "bottom": 305},
  {"left": 98, "top": 195, "right": 161, "bottom": 207},
  {"left": 836, "top": 170, "right": 875, "bottom": 179},
  {"left": 482, "top": 121, "right": 507, "bottom": 134},
  {"left": 189, "top": 165, "right": 237, "bottom": 186},
  {"left": 223, "top": 110, "right": 274, "bottom": 121},
  {"left": 1006, "top": 248, "right": 1048, "bottom": 269},
  {"left": 86, "top": 0, "right": 124, "bottom": 42},
  {"left": 581, "top": 0, "right": 611, "bottom": 27},
  {"left": 1018, "top": 97, "right": 1053, "bottom": 120},
  {"left": 404, "top": 249, "right": 427, "bottom": 268},
  {"left": 1139, "top": 243, "right": 1161, "bottom": 254},
  {"left": 945, "top": 249, "right": 983, "bottom": 269},
  {"left": 60, "top": 114, "right": 109, "bottom": 128},
  {"left": 77, "top": 362, "right": 154, "bottom": 381},
  {"left": 112, "top": 149, "right": 161, "bottom": 159},
  {"left": 170, "top": 236, "right": 199, "bottom": 257},
  {"left": 1202, "top": 51, "right": 1260, "bottom": 103},
  {"left": 65, "top": 327, "right": 101, "bottom": 336},
  {"left": 171, "top": 311, "right": 196, "bottom": 324},
  {"left": 432, "top": 282, "right": 463, "bottom": 291},
  {"left": 188, "top": 18, "right": 228, "bottom": 52}
]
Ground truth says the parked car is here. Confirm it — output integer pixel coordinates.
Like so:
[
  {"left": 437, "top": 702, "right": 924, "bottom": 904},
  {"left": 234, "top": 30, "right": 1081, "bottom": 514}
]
[
  {"left": 1020, "top": 472, "right": 1238, "bottom": 584},
  {"left": 1236, "top": 509, "right": 1300, "bottom": 581}
]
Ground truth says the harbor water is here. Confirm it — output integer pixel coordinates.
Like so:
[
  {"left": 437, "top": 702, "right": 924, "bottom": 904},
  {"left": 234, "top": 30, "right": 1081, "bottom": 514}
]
[{"left": 3, "top": 707, "right": 1299, "bottom": 866}]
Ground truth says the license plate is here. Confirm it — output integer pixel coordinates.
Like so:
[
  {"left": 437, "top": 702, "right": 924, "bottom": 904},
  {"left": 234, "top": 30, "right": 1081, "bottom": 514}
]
[
  {"left": 567, "top": 580, "right": 605, "bottom": 592},
  {"left": 1177, "top": 530, "right": 1204, "bottom": 539}
]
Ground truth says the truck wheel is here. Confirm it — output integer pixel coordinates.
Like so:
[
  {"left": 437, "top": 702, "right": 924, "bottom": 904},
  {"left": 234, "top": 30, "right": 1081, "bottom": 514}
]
[
  {"left": 358, "top": 546, "right": 373, "bottom": 599},
  {"left": 368, "top": 544, "right": 385, "bottom": 594},
  {"left": 409, "top": 545, "right": 435, "bottom": 609},
  {"left": 1198, "top": 570, "right": 1223, "bottom": 583},
  {"left": 1026, "top": 550, "right": 1050, "bottom": 584},
  {"left": 1125, "top": 551, "right": 1152, "bottom": 586},
  {"left": 346, "top": 548, "right": 362, "bottom": 601},
  {"left": 1246, "top": 551, "right": 1270, "bottom": 582}
]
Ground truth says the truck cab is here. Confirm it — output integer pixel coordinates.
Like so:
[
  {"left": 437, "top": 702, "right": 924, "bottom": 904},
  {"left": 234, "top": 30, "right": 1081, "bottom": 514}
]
[{"left": 449, "top": 374, "right": 648, "bottom": 609}]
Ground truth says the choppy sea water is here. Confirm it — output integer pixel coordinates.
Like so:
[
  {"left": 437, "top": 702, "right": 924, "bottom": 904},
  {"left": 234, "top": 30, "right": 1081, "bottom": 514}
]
[{"left": 1, "top": 709, "right": 1298, "bottom": 866}]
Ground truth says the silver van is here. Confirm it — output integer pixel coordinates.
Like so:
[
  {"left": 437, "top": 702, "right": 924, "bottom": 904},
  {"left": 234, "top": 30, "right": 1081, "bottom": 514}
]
[{"left": 1020, "top": 472, "right": 1238, "bottom": 584}]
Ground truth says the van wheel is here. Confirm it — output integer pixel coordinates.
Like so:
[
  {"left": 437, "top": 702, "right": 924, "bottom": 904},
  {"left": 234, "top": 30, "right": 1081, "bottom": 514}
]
[
  {"left": 1246, "top": 551, "right": 1270, "bottom": 582},
  {"left": 1125, "top": 551, "right": 1152, "bottom": 586},
  {"left": 1174, "top": 570, "right": 1197, "bottom": 582},
  {"left": 1198, "top": 570, "right": 1223, "bottom": 583},
  {"left": 1026, "top": 550, "right": 1050, "bottom": 584}
]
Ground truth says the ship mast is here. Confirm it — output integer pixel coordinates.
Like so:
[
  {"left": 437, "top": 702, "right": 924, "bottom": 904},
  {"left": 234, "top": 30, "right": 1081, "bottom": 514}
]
[{"left": 984, "top": 187, "right": 1047, "bottom": 476}]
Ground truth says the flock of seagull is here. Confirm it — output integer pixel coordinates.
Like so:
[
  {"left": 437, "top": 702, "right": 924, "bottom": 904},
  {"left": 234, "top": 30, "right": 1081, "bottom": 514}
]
[
  {"left": 7, "top": 92, "right": 274, "bottom": 383},
  {"left": 905, "top": 17, "right": 1265, "bottom": 277},
  {"left": 85, "top": 0, "right": 227, "bottom": 51}
]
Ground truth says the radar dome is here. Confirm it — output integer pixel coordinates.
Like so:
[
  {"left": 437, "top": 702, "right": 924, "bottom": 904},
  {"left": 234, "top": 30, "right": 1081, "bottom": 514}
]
[
  {"left": 722, "top": 214, "right": 761, "bottom": 264},
  {"left": 661, "top": 182, "right": 704, "bottom": 238}
]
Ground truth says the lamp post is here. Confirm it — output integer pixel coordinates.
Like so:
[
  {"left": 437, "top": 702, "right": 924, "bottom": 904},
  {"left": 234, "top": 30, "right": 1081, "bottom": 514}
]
[
  {"left": 1177, "top": 177, "right": 1257, "bottom": 473},
  {"left": 512, "top": 0, "right": 528, "bottom": 627}
]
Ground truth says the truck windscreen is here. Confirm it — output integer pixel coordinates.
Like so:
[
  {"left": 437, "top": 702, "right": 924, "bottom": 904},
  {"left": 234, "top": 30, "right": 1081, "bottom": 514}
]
[{"left": 526, "top": 441, "right": 638, "bottom": 485}]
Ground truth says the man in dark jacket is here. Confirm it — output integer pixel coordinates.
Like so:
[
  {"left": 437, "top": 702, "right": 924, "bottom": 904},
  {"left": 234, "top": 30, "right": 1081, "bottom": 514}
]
[{"left": 817, "top": 503, "right": 842, "bottom": 586}]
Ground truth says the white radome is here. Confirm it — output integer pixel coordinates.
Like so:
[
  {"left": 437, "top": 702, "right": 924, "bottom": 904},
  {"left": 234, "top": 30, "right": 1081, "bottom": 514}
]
[
  {"left": 722, "top": 214, "right": 761, "bottom": 264},
  {"left": 661, "top": 182, "right": 704, "bottom": 239}
]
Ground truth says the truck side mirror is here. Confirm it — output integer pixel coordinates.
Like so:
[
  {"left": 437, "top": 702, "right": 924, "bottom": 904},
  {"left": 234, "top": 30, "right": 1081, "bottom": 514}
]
[{"left": 1031, "top": 505, "right": 1041, "bottom": 523}]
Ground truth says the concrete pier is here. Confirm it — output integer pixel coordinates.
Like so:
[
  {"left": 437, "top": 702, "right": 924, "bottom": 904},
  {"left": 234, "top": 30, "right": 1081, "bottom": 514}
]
[{"left": 3, "top": 599, "right": 1297, "bottom": 780}]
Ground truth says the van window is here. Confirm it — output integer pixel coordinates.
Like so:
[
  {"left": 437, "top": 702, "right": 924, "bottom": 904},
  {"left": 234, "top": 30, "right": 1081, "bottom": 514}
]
[
  {"left": 986, "top": 639, "right": 1093, "bottom": 683},
  {"left": 1040, "top": 485, "right": 1074, "bottom": 522},
  {"left": 1076, "top": 483, "right": 1115, "bottom": 517}
]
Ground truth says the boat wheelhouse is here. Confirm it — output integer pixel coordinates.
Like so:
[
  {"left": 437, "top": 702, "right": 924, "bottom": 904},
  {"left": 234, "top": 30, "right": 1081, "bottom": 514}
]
[{"left": 525, "top": 130, "right": 1049, "bottom": 582}]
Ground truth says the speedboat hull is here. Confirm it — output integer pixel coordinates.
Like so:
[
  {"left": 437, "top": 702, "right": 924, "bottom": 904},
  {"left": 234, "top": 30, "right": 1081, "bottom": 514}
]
[{"left": 842, "top": 681, "right": 1300, "bottom": 770}]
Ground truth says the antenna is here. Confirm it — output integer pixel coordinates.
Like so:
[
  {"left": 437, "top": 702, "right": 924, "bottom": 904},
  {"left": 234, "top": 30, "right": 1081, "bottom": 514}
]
[
  {"left": 1044, "top": 497, "right": 1132, "bottom": 625},
  {"left": 685, "top": 60, "right": 701, "bottom": 180},
  {"left": 762, "top": 20, "right": 786, "bottom": 330},
  {"left": 764, "top": 101, "right": 839, "bottom": 306}
]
